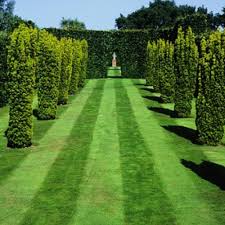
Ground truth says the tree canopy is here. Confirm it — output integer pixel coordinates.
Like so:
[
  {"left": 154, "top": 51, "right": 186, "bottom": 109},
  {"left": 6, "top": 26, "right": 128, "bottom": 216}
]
[
  {"left": 115, "top": 0, "right": 224, "bottom": 35},
  {"left": 60, "top": 17, "right": 86, "bottom": 30}
]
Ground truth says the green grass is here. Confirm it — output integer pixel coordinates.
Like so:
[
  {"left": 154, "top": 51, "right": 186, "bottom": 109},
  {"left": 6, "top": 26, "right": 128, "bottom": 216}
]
[{"left": 0, "top": 79, "right": 225, "bottom": 225}]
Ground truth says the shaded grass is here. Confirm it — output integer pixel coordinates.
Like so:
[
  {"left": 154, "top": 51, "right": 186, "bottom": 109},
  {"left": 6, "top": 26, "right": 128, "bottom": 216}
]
[
  {"left": 18, "top": 80, "right": 105, "bottom": 225},
  {"left": 115, "top": 80, "right": 177, "bottom": 225}
]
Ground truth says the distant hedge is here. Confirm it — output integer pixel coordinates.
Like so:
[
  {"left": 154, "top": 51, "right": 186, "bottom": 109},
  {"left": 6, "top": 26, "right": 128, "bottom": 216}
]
[
  {"left": 46, "top": 29, "right": 170, "bottom": 78},
  {"left": 0, "top": 32, "right": 8, "bottom": 107}
]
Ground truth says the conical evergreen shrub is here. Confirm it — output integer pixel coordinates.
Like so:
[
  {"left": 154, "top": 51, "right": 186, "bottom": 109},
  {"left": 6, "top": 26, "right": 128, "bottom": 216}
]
[
  {"left": 160, "top": 41, "right": 175, "bottom": 103},
  {"left": 7, "top": 24, "right": 37, "bottom": 148},
  {"left": 36, "top": 30, "right": 61, "bottom": 120},
  {"left": 69, "top": 40, "right": 82, "bottom": 95},
  {"left": 174, "top": 27, "right": 198, "bottom": 118},
  {"left": 196, "top": 33, "right": 224, "bottom": 146},
  {"left": 58, "top": 38, "right": 73, "bottom": 105}
]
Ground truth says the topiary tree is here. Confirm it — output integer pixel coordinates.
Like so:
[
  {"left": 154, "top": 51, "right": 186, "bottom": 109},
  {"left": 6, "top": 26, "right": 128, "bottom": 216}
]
[
  {"left": 146, "top": 42, "right": 153, "bottom": 86},
  {"left": 36, "top": 30, "right": 61, "bottom": 120},
  {"left": 151, "top": 41, "right": 160, "bottom": 92},
  {"left": 58, "top": 38, "right": 73, "bottom": 105},
  {"left": 6, "top": 24, "right": 37, "bottom": 148},
  {"left": 196, "top": 34, "right": 224, "bottom": 146},
  {"left": 78, "top": 39, "right": 88, "bottom": 88},
  {"left": 69, "top": 40, "right": 82, "bottom": 95},
  {"left": 160, "top": 41, "right": 175, "bottom": 103},
  {"left": 174, "top": 27, "right": 198, "bottom": 118}
]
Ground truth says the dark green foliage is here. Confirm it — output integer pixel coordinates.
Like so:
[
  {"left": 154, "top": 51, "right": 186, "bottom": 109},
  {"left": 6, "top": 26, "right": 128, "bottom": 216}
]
[
  {"left": 60, "top": 17, "right": 86, "bottom": 30},
  {"left": 7, "top": 24, "right": 36, "bottom": 148},
  {"left": 79, "top": 39, "right": 88, "bottom": 88},
  {"left": 36, "top": 30, "right": 61, "bottom": 120},
  {"left": 196, "top": 34, "right": 224, "bottom": 146},
  {"left": 115, "top": 0, "right": 219, "bottom": 35},
  {"left": 58, "top": 38, "right": 73, "bottom": 105},
  {"left": 47, "top": 29, "right": 156, "bottom": 78},
  {"left": 0, "top": 31, "right": 8, "bottom": 107},
  {"left": 69, "top": 40, "right": 82, "bottom": 95},
  {"left": 160, "top": 41, "right": 175, "bottom": 103},
  {"left": 174, "top": 27, "right": 198, "bottom": 118}
]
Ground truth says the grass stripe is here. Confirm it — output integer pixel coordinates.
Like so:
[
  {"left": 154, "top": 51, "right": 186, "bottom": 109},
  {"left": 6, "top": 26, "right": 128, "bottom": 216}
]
[
  {"left": 115, "top": 79, "right": 176, "bottom": 225},
  {"left": 17, "top": 79, "right": 105, "bottom": 225},
  {"left": 136, "top": 79, "right": 225, "bottom": 224},
  {"left": 70, "top": 79, "right": 124, "bottom": 225},
  {"left": 127, "top": 79, "right": 219, "bottom": 225},
  {"left": 0, "top": 80, "right": 99, "bottom": 225}
]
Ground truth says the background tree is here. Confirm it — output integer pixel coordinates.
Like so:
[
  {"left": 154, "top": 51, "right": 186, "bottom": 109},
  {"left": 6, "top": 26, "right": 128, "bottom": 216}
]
[
  {"left": 6, "top": 24, "right": 36, "bottom": 148},
  {"left": 60, "top": 17, "right": 86, "bottom": 30},
  {"left": 115, "top": 0, "right": 221, "bottom": 37}
]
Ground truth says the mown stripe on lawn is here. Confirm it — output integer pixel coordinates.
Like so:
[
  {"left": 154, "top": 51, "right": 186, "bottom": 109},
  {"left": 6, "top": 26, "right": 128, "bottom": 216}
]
[
  {"left": 0, "top": 80, "right": 101, "bottom": 225},
  {"left": 17, "top": 79, "right": 105, "bottom": 225},
  {"left": 70, "top": 79, "right": 124, "bottom": 225},
  {"left": 126, "top": 79, "right": 219, "bottom": 225},
  {"left": 115, "top": 79, "right": 177, "bottom": 225}
]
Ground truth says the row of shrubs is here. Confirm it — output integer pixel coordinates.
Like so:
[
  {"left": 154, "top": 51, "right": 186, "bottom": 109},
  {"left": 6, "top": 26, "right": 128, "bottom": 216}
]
[
  {"left": 6, "top": 24, "right": 88, "bottom": 148},
  {"left": 146, "top": 27, "right": 225, "bottom": 146}
]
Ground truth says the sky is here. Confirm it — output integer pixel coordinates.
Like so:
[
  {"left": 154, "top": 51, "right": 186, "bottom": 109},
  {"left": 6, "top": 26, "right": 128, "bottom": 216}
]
[{"left": 14, "top": 0, "right": 224, "bottom": 30}]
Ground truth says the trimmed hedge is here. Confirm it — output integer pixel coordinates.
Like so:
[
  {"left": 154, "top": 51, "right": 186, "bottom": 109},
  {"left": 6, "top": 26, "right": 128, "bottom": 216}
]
[
  {"left": 79, "top": 39, "right": 88, "bottom": 88},
  {"left": 7, "top": 24, "right": 37, "bottom": 148},
  {"left": 174, "top": 27, "right": 198, "bottom": 118},
  {"left": 196, "top": 33, "right": 224, "bottom": 146},
  {"left": 69, "top": 40, "right": 82, "bottom": 95},
  {"left": 36, "top": 30, "right": 61, "bottom": 120},
  {"left": 46, "top": 29, "right": 162, "bottom": 78},
  {"left": 160, "top": 40, "right": 175, "bottom": 103},
  {"left": 0, "top": 31, "right": 8, "bottom": 107},
  {"left": 58, "top": 38, "right": 73, "bottom": 105}
]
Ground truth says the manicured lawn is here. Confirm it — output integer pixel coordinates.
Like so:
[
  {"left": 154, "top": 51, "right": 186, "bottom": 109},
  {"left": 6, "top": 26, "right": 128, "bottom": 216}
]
[{"left": 0, "top": 78, "right": 225, "bottom": 225}]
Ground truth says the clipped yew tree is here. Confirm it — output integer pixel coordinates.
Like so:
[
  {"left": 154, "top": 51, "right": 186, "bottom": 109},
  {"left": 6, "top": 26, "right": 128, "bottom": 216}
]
[
  {"left": 7, "top": 24, "right": 37, "bottom": 148},
  {"left": 146, "top": 42, "right": 153, "bottom": 86},
  {"left": 151, "top": 42, "right": 160, "bottom": 92},
  {"left": 174, "top": 27, "right": 198, "bottom": 117},
  {"left": 196, "top": 34, "right": 224, "bottom": 146},
  {"left": 79, "top": 40, "right": 88, "bottom": 88},
  {"left": 58, "top": 38, "right": 73, "bottom": 105},
  {"left": 69, "top": 40, "right": 82, "bottom": 95},
  {"left": 36, "top": 30, "right": 61, "bottom": 120},
  {"left": 160, "top": 41, "right": 175, "bottom": 103}
]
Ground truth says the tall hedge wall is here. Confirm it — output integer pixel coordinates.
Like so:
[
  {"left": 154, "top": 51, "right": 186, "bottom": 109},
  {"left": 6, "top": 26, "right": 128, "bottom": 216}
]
[
  {"left": 46, "top": 29, "right": 163, "bottom": 78},
  {"left": 0, "top": 32, "right": 8, "bottom": 107}
]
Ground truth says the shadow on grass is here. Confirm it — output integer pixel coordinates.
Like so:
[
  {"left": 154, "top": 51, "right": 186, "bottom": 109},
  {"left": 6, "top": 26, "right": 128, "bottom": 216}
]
[
  {"left": 149, "top": 107, "right": 175, "bottom": 117},
  {"left": 19, "top": 80, "right": 105, "bottom": 225},
  {"left": 162, "top": 125, "right": 197, "bottom": 144},
  {"left": 141, "top": 87, "right": 156, "bottom": 93},
  {"left": 107, "top": 75, "right": 123, "bottom": 79},
  {"left": 182, "top": 159, "right": 225, "bottom": 191},
  {"left": 143, "top": 95, "right": 163, "bottom": 103}
]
